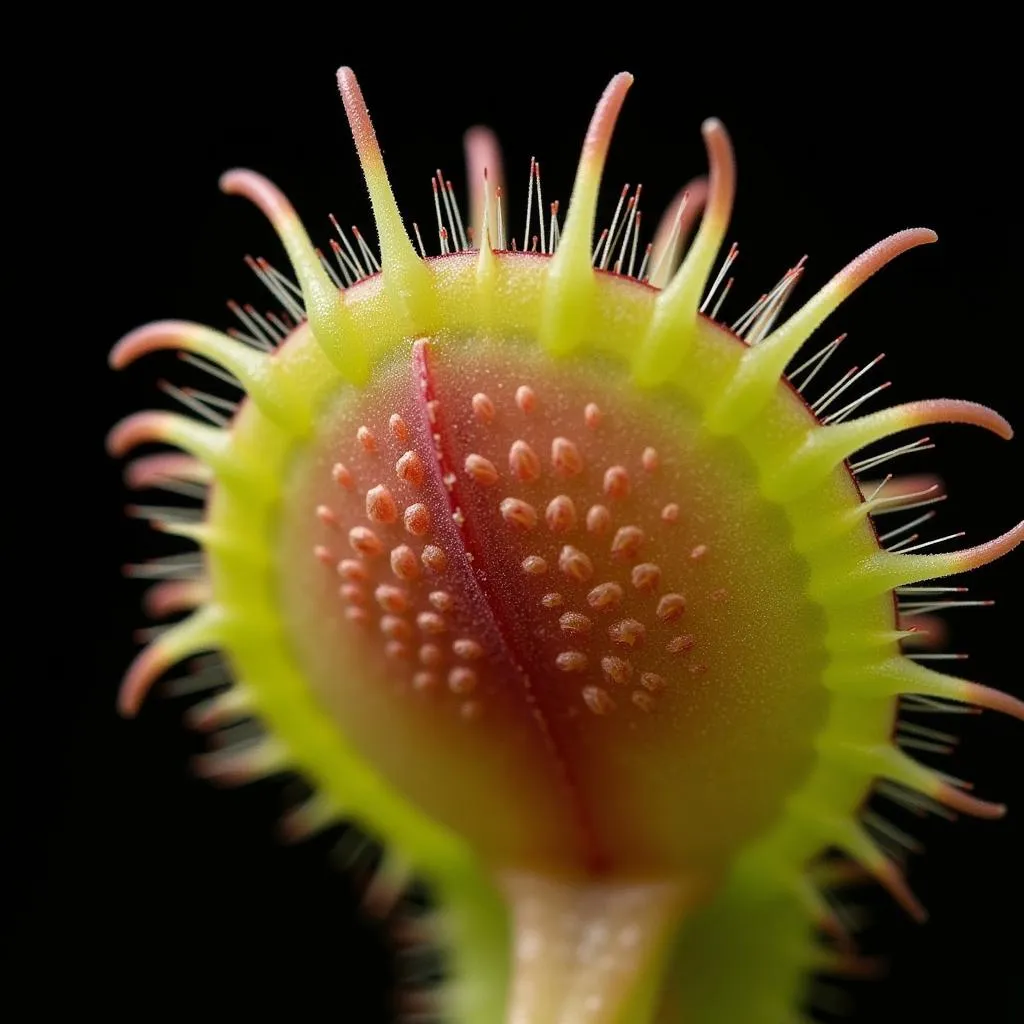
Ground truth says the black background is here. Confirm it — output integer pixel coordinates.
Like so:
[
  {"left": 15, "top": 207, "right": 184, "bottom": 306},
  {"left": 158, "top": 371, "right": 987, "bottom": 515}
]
[{"left": 16, "top": 25, "right": 1022, "bottom": 1023}]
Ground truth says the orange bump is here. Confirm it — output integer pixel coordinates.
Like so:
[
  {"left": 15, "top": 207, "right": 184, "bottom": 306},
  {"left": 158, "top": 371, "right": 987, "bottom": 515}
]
[
  {"left": 357, "top": 425, "right": 377, "bottom": 452},
  {"left": 609, "top": 618, "right": 646, "bottom": 648},
  {"left": 541, "top": 592, "right": 564, "bottom": 609},
  {"left": 584, "top": 403, "right": 602, "bottom": 429},
  {"left": 391, "top": 544, "right": 420, "bottom": 580},
  {"left": 509, "top": 440, "right": 541, "bottom": 482},
  {"left": 501, "top": 497, "right": 538, "bottom": 530},
  {"left": 421, "top": 545, "right": 448, "bottom": 572},
  {"left": 413, "top": 671, "right": 439, "bottom": 692},
  {"left": 417, "top": 611, "right": 447, "bottom": 634},
  {"left": 448, "top": 667, "right": 478, "bottom": 695},
  {"left": 661, "top": 503, "right": 680, "bottom": 523},
  {"left": 515, "top": 385, "right": 537, "bottom": 413},
  {"left": 337, "top": 558, "right": 368, "bottom": 582},
  {"left": 381, "top": 615, "right": 412, "bottom": 641},
  {"left": 403, "top": 503, "right": 431, "bottom": 536},
  {"left": 559, "top": 545, "right": 594, "bottom": 582},
  {"left": 642, "top": 447, "right": 660, "bottom": 472},
  {"left": 465, "top": 453, "right": 499, "bottom": 485},
  {"left": 587, "top": 505, "right": 612, "bottom": 535},
  {"left": 601, "top": 656, "right": 633, "bottom": 685},
  {"left": 366, "top": 484, "right": 398, "bottom": 523},
  {"left": 632, "top": 691, "right": 656, "bottom": 712},
  {"left": 546, "top": 495, "right": 578, "bottom": 532},
  {"left": 559, "top": 612, "right": 593, "bottom": 636},
  {"left": 587, "top": 582, "right": 624, "bottom": 610},
  {"left": 631, "top": 563, "right": 662, "bottom": 592},
  {"left": 557, "top": 651, "right": 588, "bottom": 672},
  {"left": 604, "top": 466, "right": 631, "bottom": 499},
  {"left": 472, "top": 392, "right": 496, "bottom": 422},
  {"left": 551, "top": 437, "right": 583, "bottom": 476},
  {"left": 396, "top": 450, "right": 425, "bottom": 489},
  {"left": 375, "top": 585, "right": 408, "bottom": 613},
  {"left": 389, "top": 413, "right": 409, "bottom": 442},
  {"left": 667, "top": 634, "right": 695, "bottom": 654},
  {"left": 419, "top": 643, "right": 443, "bottom": 667},
  {"left": 332, "top": 462, "right": 354, "bottom": 489},
  {"left": 522, "top": 555, "right": 548, "bottom": 575},
  {"left": 582, "top": 685, "right": 616, "bottom": 715},
  {"left": 641, "top": 672, "right": 666, "bottom": 693},
  {"left": 611, "top": 525, "right": 645, "bottom": 560},
  {"left": 657, "top": 593, "right": 686, "bottom": 621},
  {"left": 453, "top": 639, "right": 484, "bottom": 660},
  {"left": 349, "top": 526, "right": 383, "bottom": 557}
]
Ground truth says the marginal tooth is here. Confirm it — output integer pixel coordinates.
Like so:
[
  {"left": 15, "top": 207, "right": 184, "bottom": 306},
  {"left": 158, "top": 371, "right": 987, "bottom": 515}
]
[
  {"left": 144, "top": 579, "right": 211, "bottom": 618},
  {"left": 278, "top": 792, "right": 342, "bottom": 843},
  {"left": 193, "top": 736, "right": 289, "bottom": 786},
  {"left": 539, "top": 72, "right": 634, "bottom": 356},
  {"left": 185, "top": 685, "right": 254, "bottom": 731},
  {"left": 812, "top": 522, "right": 1024, "bottom": 601},
  {"left": 705, "top": 229, "right": 938, "bottom": 433},
  {"left": 118, "top": 606, "right": 225, "bottom": 716},
  {"left": 107, "top": 413, "right": 235, "bottom": 479},
  {"left": 764, "top": 399, "right": 1012, "bottom": 501},
  {"left": 634, "top": 119, "right": 735, "bottom": 384},
  {"left": 827, "top": 656, "right": 1024, "bottom": 722},
  {"left": 220, "top": 169, "right": 366, "bottom": 383},
  {"left": 109, "top": 321, "right": 306, "bottom": 433},
  {"left": 336, "top": 67, "right": 434, "bottom": 328}
]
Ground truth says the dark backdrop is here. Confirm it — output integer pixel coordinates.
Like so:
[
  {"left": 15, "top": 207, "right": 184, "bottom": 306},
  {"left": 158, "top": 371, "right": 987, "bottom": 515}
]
[{"left": 17, "top": 26, "right": 1022, "bottom": 1024}]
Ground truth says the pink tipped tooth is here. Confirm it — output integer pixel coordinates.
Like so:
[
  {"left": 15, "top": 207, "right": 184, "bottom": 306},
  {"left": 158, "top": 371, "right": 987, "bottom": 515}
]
[
  {"left": 144, "top": 579, "right": 211, "bottom": 618},
  {"left": 771, "top": 399, "right": 1012, "bottom": 501},
  {"left": 465, "top": 126, "right": 505, "bottom": 246},
  {"left": 872, "top": 855, "right": 928, "bottom": 924},
  {"left": 708, "top": 229, "right": 938, "bottom": 432},
  {"left": 879, "top": 520, "right": 1024, "bottom": 589},
  {"left": 221, "top": 169, "right": 357, "bottom": 378},
  {"left": 109, "top": 320, "right": 299, "bottom": 429},
  {"left": 125, "top": 453, "right": 212, "bottom": 490},
  {"left": 118, "top": 608, "right": 222, "bottom": 717},
  {"left": 962, "top": 682, "right": 1024, "bottom": 722},
  {"left": 336, "top": 67, "right": 423, "bottom": 279},
  {"left": 656, "top": 121, "right": 736, "bottom": 311},
  {"left": 634, "top": 121, "right": 736, "bottom": 384},
  {"left": 551, "top": 72, "right": 634, "bottom": 277},
  {"left": 647, "top": 176, "right": 709, "bottom": 288},
  {"left": 755, "top": 229, "right": 937, "bottom": 380},
  {"left": 934, "top": 783, "right": 1007, "bottom": 820},
  {"left": 107, "top": 411, "right": 230, "bottom": 476}
]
